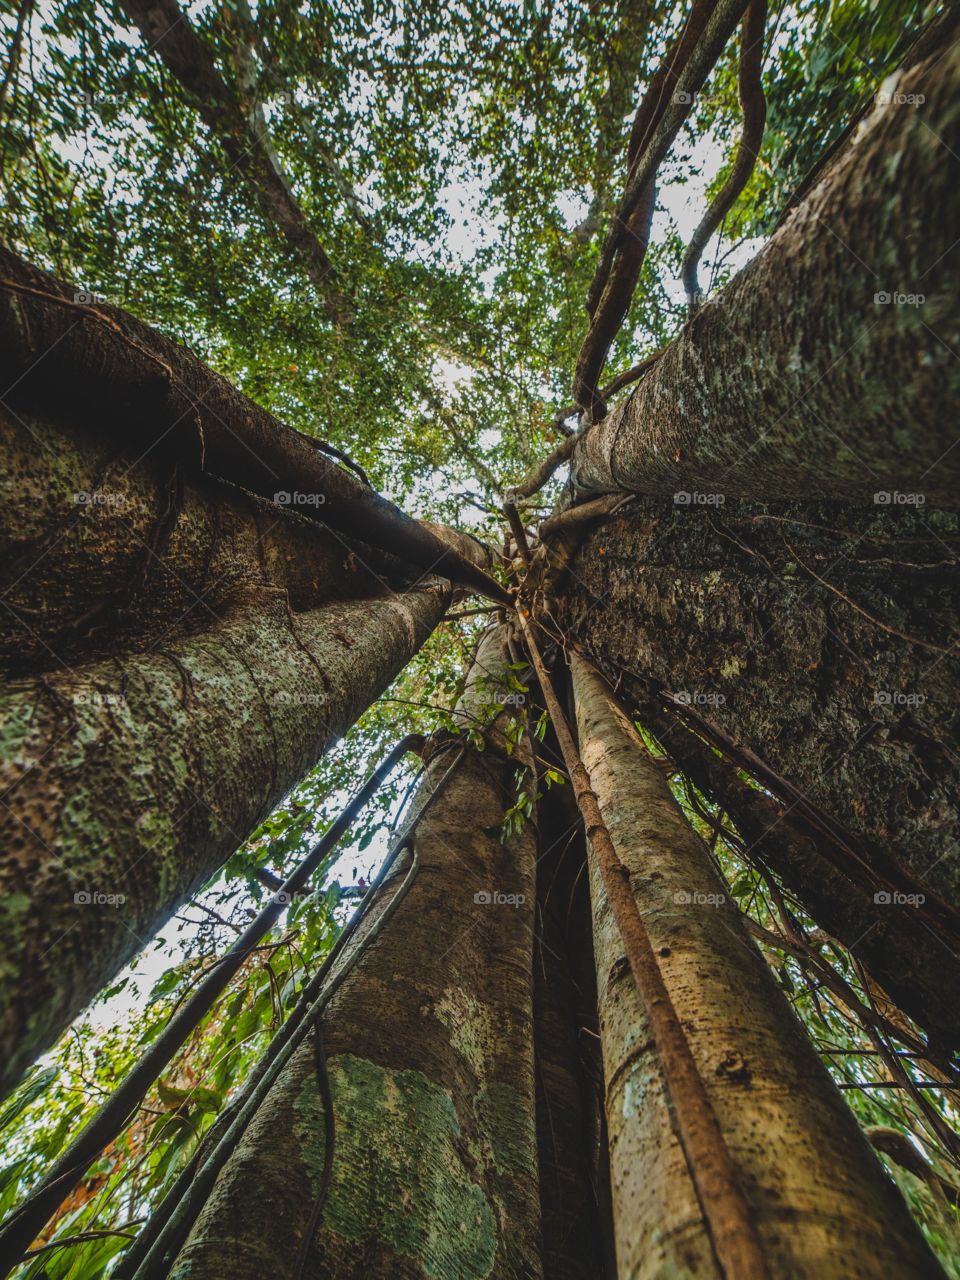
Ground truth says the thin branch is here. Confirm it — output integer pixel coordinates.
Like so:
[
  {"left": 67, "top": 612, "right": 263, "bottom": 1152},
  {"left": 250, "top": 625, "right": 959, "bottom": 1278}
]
[
  {"left": 118, "top": 0, "right": 352, "bottom": 325},
  {"left": 682, "top": 0, "right": 767, "bottom": 309}
]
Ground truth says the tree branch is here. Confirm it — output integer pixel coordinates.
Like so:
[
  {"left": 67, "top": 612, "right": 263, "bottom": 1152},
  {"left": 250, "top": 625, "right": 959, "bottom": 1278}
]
[
  {"left": 118, "top": 0, "right": 353, "bottom": 326},
  {"left": 681, "top": 0, "right": 767, "bottom": 309}
]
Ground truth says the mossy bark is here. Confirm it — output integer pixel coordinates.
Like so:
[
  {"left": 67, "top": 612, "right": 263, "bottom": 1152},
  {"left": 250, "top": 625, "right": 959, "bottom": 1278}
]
[
  {"left": 0, "top": 584, "right": 448, "bottom": 1091},
  {"left": 554, "top": 498, "right": 960, "bottom": 911},
  {"left": 571, "top": 654, "right": 944, "bottom": 1278},
  {"left": 571, "top": 42, "right": 960, "bottom": 505},
  {"left": 165, "top": 629, "right": 543, "bottom": 1279},
  {"left": 0, "top": 403, "right": 424, "bottom": 673}
]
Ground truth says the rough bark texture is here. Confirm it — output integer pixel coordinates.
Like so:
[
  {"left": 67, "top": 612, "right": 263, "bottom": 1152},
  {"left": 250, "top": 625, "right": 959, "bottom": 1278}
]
[
  {"left": 167, "top": 629, "right": 542, "bottom": 1279},
  {"left": 531, "top": 769, "right": 612, "bottom": 1279},
  {"left": 554, "top": 498, "right": 960, "bottom": 910},
  {"left": 641, "top": 703, "right": 960, "bottom": 1051},
  {"left": 0, "top": 248, "right": 507, "bottom": 605},
  {"left": 572, "top": 656, "right": 944, "bottom": 1278},
  {"left": 0, "top": 403, "right": 424, "bottom": 673},
  {"left": 0, "top": 583, "right": 447, "bottom": 1091},
  {"left": 571, "top": 41, "right": 960, "bottom": 504}
]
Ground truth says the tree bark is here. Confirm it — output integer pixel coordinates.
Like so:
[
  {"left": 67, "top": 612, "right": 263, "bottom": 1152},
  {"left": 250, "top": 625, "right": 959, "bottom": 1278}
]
[
  {"left": 163, "top": 628, "right": 543, "bottom": 1279},
  {"left": 555, "top": 498, "right": 960, "bottom": 911},
  {"left": 0, "top": 401, "right": 427, "bottom": 674},
  {"left": 570, "top": 39, "right": 960, "bottom": 505},
  {"left": 571, "top": 653, "right": 944, "bottom": 1278},
  {"left": 0, "top": 248, "right": 509, "bottom": 606},
  {"left": 640, "top": 702, "right": 960, "bottom": 1052},
  {"left": 0, "top": 582, "right": 448, "bottom": 1091}
]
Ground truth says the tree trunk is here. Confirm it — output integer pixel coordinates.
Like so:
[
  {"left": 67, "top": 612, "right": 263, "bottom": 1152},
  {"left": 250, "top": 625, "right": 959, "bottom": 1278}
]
[
  {"left": 0, "top": 401, "right": 427, "bottom": 674},
  {"left": 0, "top": 583, "right": 448, "bottom": 1092},
  {"left": 640, "top": 701, "right": 960, "bottom": 1052},
  {"left": 0, "top": 248, "right": 508, "bottom": 605},
  {"left": 570, "top": 653, "right": 944, "bottom": 1278},
  {"left": 162, "top": 628, "right": 543, "bottom": 1279},
  {"left": 554, "top": 498, "right": 960, "bottom": 912},
  {"left": 570, "top": 39, "right": 960, "bottom": 505}
]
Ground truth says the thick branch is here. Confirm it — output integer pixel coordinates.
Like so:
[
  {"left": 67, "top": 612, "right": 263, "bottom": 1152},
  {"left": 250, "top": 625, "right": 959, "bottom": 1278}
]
[
  {"left": 0, "top": 250, "right": 510, "bottom": 604},
  {"left": 118, "top": 0, "right": 353, "bottom": 326},
  {"left": 573, "top": 0, "right": 750, "bottom": 414}
]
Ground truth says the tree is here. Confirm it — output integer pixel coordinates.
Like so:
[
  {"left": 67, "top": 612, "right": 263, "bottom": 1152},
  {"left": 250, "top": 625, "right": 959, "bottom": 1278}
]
[{"left": 2, "top": 0, "right": 959, "bottom": 1276}]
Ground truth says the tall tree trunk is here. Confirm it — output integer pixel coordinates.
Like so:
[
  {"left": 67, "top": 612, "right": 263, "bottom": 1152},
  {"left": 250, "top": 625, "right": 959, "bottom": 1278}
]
[
  {"left": 554, "top": 498, "right": 960, "bottom": 911},
  {"left": 570, "top": 653, "right": 944, "bottom": 1278},
  {"left": 640, "top": 701, "right": 960, "bottom": 1052},
  {"left": 0, "top": 402, "right": 427, "bottom": 673},
  {"left": 0, "top": 581, "right": 448, "bottom": 1091},
  {"left": 531, "top": 772, "right": 612, "bottom": 1279},
  {"left": 570, "top": 39, "right": 960, "bottom": 504},
  {"left": 160, "top": 628, "right": 543, "bottom": 1279},
  {"left": 0, "top": 248, "right": 507, "bottom": 605}
]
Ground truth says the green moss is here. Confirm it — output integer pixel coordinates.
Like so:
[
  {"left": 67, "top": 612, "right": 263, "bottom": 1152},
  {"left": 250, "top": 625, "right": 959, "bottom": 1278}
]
[{"left": 294, "top": 1053, "right": 498, "bottom": 1278}]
